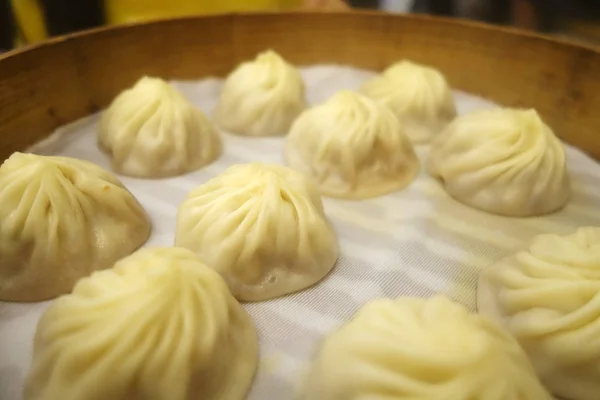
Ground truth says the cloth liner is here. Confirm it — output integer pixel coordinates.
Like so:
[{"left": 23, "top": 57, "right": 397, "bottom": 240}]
[{"left": 1, "top": 65, "right": 598, "bottom": 400}]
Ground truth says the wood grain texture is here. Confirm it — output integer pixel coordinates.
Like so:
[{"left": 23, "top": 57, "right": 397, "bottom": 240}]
[{"left": 0, "top": 11, "right": 599, "bottom": 160}]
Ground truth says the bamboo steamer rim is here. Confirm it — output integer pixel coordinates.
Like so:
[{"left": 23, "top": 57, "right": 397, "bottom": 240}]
[
  {"left": 4, "top": 11, "right": 600, "bottom": 60},
  {"left": 0, "top": 11, "right": 599, "bottom": 160}
]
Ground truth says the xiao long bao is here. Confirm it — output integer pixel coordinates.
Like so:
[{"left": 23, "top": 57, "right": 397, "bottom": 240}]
[
  {"left": 98, "top": 76, "right": 222, "bottom": 178},
  {"left": 175, "top": 162, "right": 339, "bottom": 301},
  {"left": 285, "top": 90, "right": 419, "bottom": 200},
  {"left": 304, "top": 295, "right": 552, "bottom": 400},
  {"left": 0, "top": 152, "right": 151, "bottom": 302},
  {"left": 214, "top": 50, "right": 307, "bottom": 136},
  {"left": 360, "top": 60, "right": 457, "bottom": 144},
  {"left": 478, "top": 227, "right": 600, "bottom": 400},
  {"left": 428, "top": 108, "right": 570, "bottom": 217},
  {"left": 24, "top": 247, "right": 258, "bottom": 400}
]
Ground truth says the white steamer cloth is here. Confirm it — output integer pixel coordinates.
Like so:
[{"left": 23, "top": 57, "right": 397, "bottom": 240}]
[{"left": 1, "top": 66, "right": 599, "bottom": 400}]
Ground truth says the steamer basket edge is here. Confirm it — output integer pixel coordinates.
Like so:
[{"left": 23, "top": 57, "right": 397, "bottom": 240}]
[{"left": 0, "top": 11, "right": 598, "bottom": 161}]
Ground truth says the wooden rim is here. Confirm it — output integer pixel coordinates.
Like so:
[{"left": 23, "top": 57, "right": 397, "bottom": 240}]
[
  {"left": 3, "top": 11, "right": 600, "bottom": 59},
  {"left": 1, "top": 11, "right": 599, "bottom": 160}
]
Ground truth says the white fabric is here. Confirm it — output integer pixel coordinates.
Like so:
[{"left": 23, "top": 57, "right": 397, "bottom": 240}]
[{"left": 1, "top": 65, "right": 600, "bottom": 400}]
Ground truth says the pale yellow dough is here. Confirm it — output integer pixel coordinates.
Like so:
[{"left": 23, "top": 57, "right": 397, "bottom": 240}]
[
  {"left": 360, "top": 60, "right": 456, "bottom": 143},
  {"left": 304, "top": 295, "right": 552, "bottom": 400},
  {"left": 214, "top": 50, "right": 307, "bottom": 136},
  {"left": 0, "top": 152, "right": 151, "bottom": 302},
  {"left": 98, "top": 76, "right": 222, "bottom": 178},
  {"left": 478, "top": 227, "right": 600, "bottom": 400},
  {"left": 175, "top": 162, "right": 338, "bottom": 301},
  {"left": 428, "top": 108, "right": 570, "bottom": 217},
  {"left": 24, "top": 247, "right": 258, "bottom": 400},
  {"left": 285, "top": 90, "right": 419, "bottom": 200}
]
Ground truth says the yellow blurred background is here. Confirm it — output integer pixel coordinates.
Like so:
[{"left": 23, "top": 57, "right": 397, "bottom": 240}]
[{"left": 8, "top": 0, "right": 345, "bottom": 46}]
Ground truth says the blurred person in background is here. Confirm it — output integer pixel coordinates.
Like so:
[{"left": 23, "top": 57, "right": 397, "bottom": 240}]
[
  {"left": 0, "top": 1, "right": 13, "bottom": 51},
  {"left": 411, "top": 0, "right": 552, "bottom": 30},
  {"left": 411, "top": 0, "right": 600, "bottom": 42}
]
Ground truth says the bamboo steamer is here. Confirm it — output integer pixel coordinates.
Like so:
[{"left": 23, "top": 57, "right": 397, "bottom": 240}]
[{"left": 0, "top": 11, "right": 598, "bottom": 160}]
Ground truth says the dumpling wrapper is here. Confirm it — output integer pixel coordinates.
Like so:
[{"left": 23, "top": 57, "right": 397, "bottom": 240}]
[
  {"left": 304, "top": 295, "right": 552, "bottom": 400},
  {"left": 0, "top": 152, "right": 151, "bottom": 302},
  {"left": 24, "top": 247, "right": 258, "bottom": 400},
  {"left": 360, "top": 60, "right": 457, "bottom": 143},
  {"left": 478, "top": 227, "right": 600, "bottom": 400},
  {"left": 98, "top": 76, "right": 222, "bottom": 178},
  {"left": 214, "top": 50, "right": 307, "bottom": 137},
  {"left": 428, "top": 108, "right": 570, "bottom": 217},
  {"left": 285, "top": 90, "right": 419, "bottom": 199},
  {"left": 175, "top": 162, "right": 338, "bottom": 301}
]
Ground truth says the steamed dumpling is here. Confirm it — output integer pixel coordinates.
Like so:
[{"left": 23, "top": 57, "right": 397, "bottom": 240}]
[
  {"left": 304, "top": 295, "right": 552, "bottom": 400},
  {"left": 428, "top": 108, "right": 570, "bottom": 217},
  {"left": 214, "top": 50, "right": 307, "bottom": 136},
  {"left": 98, "top": 76, "right": 222, "bottom": 178},
  {"left": 0, "top": 152, "right": 151, "bottom": 302},
  {"left": 360, "top": 60, "right": 456, "bottom": 143},
  {"left": 285, "top": 91, "right": 419, "bottom": 199},
  {"left": 175, "top": 163, "right": 338, "bottom": 301},
  {"left": 24, "top": 247, "right": 258, "bottom": 400},
  {"left": 478, "top": 227, "right": 600, "bottom": 400}
]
